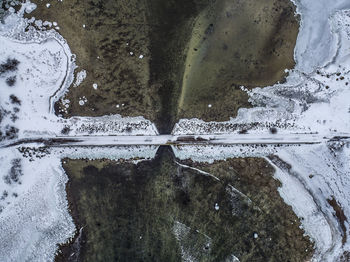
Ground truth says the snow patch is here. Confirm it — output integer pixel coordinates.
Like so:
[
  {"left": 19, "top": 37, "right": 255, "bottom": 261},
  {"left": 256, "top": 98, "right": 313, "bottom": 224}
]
[{"left": 73, "top": 69, "right": 86, "bottom": 87}]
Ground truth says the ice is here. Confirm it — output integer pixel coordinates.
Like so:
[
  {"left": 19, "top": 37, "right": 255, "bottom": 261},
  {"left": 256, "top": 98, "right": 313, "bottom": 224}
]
[
  {"left": 0, "top": 2, "right": 159, "bottom": 261},
  {"left": 173, "top": 4, "right": 350, "bottom": 261},
  {"left": 0, "top": 148, "right": 75, "bottom": 262},
  {"left": 291, "top": 0, "right": 350, "bottom": 73},
  {"left": 1, "top": 0, "right": 350, "bottom": 261}
]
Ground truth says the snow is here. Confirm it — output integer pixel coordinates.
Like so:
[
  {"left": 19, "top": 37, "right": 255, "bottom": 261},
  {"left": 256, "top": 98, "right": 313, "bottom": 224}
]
[
  {"left": 0, "top": 2, "right": 159, "bottom": 261},
  {"left": 0, "top": 147, "right": 75, "bottom": 262},
  {"left": 267, "top": 146, "right": 349, "bottom": 261},
  {"left": 23, "top": 1, "right": 37, "bottom": 14},
  {"left": 66, "top": 115, "right": 158, "bottom": 136},
  {"left": 1, "top": 0, "right": 350, "bottom": 261},
  {"left": 173, "top": 221, "right": 213, "bottom": 262},
  {"left": 54, "top": 146, "right": 158, "bottom": 161},
  {"left": 172, "top": 144, "right": 278, "bottom": 163},
  {"left": 0, "top": 143, "right": 157, "bottom": 261},
  {"left": 214, "top": 203, "right": 219, "bottom": 211},
  {"left": 290, "top": 0, "right": 350, "bottom": 73},
  {"left": 73, "top": 69, "right": 86, "bottom": 87},
  {"left": 173, "top": 3, "right": 350, "bottom": 261},
  {"left": 78, "top": 96, "right": 87, "bottom": 106}
]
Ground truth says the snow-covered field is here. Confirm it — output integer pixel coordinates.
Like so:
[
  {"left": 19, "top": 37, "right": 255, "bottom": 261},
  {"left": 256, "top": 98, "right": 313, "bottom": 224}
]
[
  {"left": 173, "top": 1, "right": 350, "bottom": 261},
  {"left": 0, "top": 2, "right": 158, "bottom": 261},
  {"left": 1, "top": 0, "right": 350, "bottom": 261}
]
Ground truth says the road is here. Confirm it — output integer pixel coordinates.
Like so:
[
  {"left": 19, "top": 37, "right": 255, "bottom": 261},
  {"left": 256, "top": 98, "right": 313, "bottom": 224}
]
[{"left": 2, "top": 133, "right": 349, "bottom": 148}]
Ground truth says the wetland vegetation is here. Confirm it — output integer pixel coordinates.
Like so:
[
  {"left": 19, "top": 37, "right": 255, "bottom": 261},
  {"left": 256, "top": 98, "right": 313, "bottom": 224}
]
[
  {"left": 28, "top": 0, "right": 311, "bottom": 261},
  {"left": 57, "top": 147, "right": 313, "bottom": 262},
  {"left": 32, "top": 0, "right": 298, "bottom": 132}
]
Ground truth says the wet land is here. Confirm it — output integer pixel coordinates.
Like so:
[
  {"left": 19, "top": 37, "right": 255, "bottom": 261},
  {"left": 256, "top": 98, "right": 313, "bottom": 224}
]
[
  {"left": 25, "top": 0, "right": 312, "bottom": 261},
  {"left": 177, "top": 0, "right": 299, "bottom": 121},
  {"left": 31, "top": 0, "right": 298, "bottom": 133},
  {"left": 56, "top": 147, "right": 313, "bottom": 262}
]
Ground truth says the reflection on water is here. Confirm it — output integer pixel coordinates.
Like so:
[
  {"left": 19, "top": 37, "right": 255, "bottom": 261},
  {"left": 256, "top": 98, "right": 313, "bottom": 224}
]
[{"left": 57, "top": 147, "right": 313, "bottom": 262}]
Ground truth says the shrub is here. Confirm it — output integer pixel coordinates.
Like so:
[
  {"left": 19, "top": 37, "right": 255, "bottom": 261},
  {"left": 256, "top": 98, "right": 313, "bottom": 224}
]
[
  {"left": 270, "top": 127, "right": 278, "bottom": 134},
  {"left": 0, "top": 58, "right": 19, "bottom": 75},
  {"left": 5, "top": 125, "right": 18, "bottom": 139},
  {"left": 3, "top": 158, "right": 23, "bottom": 184},
  {"left": 0, "top": 190, "right": 8, "bottom": 200},
  {"left": 9, "top": 94, "right": 21, "bottom": 105},
  {"left": 10, "top": 114, "right": 18, "bottom": 122},
  {"left": 6, "top": 75, "right": 16, "bottom": 86},
  {"left": 61, "top": 126, "right": 71, "bottom": 135}
]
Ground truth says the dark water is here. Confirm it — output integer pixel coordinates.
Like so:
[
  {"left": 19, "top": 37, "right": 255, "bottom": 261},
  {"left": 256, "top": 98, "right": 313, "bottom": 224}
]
[{"left": 56, "top": 147, "right": 313, "bottom": 262}]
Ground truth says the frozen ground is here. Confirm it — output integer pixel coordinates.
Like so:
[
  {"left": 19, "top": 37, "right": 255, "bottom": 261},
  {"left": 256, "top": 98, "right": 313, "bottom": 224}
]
[
  {"left": 0, "top": 2, "right": 158, "bottom": 261},
  {"left": 173, "top": 1, "right": 350, "bottom": 261},
  {"left": 1, "top": 0, "right": 350, "bottom": 261}
]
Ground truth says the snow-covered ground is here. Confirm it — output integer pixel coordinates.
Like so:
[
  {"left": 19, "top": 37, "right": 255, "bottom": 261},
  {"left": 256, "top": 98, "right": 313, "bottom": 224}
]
[
  {"left": 0, "top": 146, "right": 75, "bottom": 261},
  {"left": 0, "top": 3, "right": 158, "bottom": 142},
  {"left": 1, "top": 0, "right": 350, "bottom": 261},
  {"left": 0, "top": 2, "right": 158, "bottom": 261},
  {"left": 173, "top": 2, "right": 350, "bottom": 261}
]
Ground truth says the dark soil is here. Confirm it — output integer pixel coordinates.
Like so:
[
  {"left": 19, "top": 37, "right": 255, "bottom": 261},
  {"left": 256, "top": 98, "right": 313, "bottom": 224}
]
[
  {"left": 56, "top": 147, "right": 313, "bottom": 262},
  {"left": 31, "top": 0, "right": 298, "bottom": 133}
]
